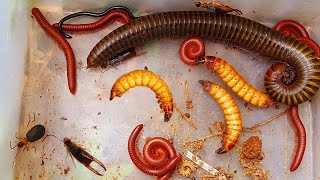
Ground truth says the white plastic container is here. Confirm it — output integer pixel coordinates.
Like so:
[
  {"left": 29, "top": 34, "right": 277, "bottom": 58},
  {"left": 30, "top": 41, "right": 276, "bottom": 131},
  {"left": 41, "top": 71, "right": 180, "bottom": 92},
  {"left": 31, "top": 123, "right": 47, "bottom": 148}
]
[{"left": 1, "top": 0, "right": 319, "bottom": 179}]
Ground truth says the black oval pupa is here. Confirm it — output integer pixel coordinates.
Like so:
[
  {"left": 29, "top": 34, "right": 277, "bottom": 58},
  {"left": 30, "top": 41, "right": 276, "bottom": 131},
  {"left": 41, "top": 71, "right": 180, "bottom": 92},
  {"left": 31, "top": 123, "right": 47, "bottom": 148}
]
[{"left": 26, "top": 125, "right": 45, "bottom": 142}]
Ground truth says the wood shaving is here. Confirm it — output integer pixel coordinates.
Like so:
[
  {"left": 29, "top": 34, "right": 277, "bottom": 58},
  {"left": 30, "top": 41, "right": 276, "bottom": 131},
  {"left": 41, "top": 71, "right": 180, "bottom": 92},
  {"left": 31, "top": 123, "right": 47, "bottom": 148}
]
[{"left": 201, "top": 166, "right": 234, "bottom": 180}]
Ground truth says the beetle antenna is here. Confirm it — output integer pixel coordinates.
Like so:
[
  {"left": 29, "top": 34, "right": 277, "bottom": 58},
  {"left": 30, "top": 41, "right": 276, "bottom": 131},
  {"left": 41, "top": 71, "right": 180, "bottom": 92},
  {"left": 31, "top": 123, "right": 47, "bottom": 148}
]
[
  {"left": 42, "top": 134, "right": 63, "bottom": 143},
  {"left": 12, "top": 148, "right": 21, "bottom": 169},
  {"left": 10, "top": 141, "right": 18, "bottom": 149}
]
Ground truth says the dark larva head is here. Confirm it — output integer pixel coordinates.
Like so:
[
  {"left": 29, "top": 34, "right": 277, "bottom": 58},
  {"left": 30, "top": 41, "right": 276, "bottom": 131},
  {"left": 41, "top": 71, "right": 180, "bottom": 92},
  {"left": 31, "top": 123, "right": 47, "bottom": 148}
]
[
  {"left": 198, "top": 80, "right": 213, "bottom": 91},
  {"left": 26, "top": 125, "right": 45, "bottom": 142},
  {"left": 164, "top": 112, "right": 172, "bottom": 122},
  {"left": 216, "top": 147, "right": 227, "bottom": 154}
]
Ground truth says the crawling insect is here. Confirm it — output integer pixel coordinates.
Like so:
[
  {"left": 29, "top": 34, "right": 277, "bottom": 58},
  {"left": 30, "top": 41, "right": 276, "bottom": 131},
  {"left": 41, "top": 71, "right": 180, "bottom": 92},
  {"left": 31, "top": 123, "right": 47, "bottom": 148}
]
[
  {"left": 63, "top": 137, "right": 106, "bottom": 176},
  {"left": 199, "top": 80, "right": 242, "bottom": 154},
  {"left": 192, "top": 0, "right": 242, "bottom": 15},
  {"left": 10, "top": 124, "right": 46, "bottom": 166},
  {"left": 110, "top": 70, "right": 173, "bottom": 122}
]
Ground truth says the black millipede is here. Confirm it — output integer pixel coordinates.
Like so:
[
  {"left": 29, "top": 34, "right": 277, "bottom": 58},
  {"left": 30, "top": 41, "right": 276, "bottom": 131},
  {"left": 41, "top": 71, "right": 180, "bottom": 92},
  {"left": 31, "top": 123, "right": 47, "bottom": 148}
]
[{"left": 87, "top": 11, "right": 320, "bottom": 105}]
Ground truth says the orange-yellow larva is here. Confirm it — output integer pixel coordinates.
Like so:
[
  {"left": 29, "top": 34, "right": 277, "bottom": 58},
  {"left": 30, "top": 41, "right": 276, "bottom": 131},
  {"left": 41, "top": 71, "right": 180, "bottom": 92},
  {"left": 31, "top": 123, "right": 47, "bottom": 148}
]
[
  {"left": 203, "top": 56, "right": 277, "bottom": 108},
  {"left": 199, "top": 80, "right": 242, "bottom": 154},
  {"left": 110, "top": 70, "right": 173, "bottom": 121}
]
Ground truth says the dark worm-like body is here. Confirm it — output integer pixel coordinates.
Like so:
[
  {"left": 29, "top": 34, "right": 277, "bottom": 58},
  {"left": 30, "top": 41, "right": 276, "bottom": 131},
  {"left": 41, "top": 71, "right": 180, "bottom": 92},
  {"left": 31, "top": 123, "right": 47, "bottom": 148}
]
[
  {"left": 52, "top": 10, "right": 132, "bottom": 33},
  {"left": 87, "top": 11, "right": 320, "bottom": 105},
  {"left": 56, "top": 6, "right": 135, "bottom": 38}
]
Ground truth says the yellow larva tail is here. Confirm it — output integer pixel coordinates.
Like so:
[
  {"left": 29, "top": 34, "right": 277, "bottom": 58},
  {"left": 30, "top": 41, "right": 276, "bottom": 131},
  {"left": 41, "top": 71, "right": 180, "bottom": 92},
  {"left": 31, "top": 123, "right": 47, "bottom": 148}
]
[
  {"left": 110, "top": 70, "right": 173, "bottom": 122},
  {"left": 199, "top": 80, "right": 242, "bottom": 153},
  {"left": 204, "top": 56, "right": 277, "bottom": 108}
]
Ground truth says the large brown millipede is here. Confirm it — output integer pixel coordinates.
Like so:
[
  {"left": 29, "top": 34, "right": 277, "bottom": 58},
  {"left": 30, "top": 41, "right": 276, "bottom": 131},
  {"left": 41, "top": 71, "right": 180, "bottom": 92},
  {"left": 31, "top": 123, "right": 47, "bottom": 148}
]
[{"left": 86, "top": 10, "right": 320, "bottom": 105}]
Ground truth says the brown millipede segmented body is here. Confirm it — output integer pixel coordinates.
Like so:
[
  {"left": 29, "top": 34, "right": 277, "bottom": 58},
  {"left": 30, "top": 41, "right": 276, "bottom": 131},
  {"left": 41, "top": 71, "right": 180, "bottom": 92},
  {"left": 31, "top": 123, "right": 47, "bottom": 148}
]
[
  {"left": 202, "top": 56, "right": 277, "bottom": 108},
  {"left": 87, "top": 11, "right": 320, "bottom": 106},
  {"left": 110, "top": 70, "right": 173, "bottom": 122},
  {"left": 199, "top": 80, "right": 242, "bottom": 154}
]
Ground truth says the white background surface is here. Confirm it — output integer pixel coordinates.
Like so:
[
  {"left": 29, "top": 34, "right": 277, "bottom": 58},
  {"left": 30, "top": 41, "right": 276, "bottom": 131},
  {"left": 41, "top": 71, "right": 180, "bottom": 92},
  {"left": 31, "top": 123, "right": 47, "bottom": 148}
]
[{"left": 1, "top": 0, "right": 320, "bottom": 179}]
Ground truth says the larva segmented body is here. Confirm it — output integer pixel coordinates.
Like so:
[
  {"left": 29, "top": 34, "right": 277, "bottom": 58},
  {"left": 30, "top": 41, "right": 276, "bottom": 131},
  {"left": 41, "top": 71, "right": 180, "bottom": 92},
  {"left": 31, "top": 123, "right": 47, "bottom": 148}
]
[
  {"left": 203, "top": 56, "right": 277, "bottom": 108},
  {"left": 87, "top": 11, "right": 320, "bottom": 105},
  {"left": 199, "top": 80, "right": 242, "bottom": 154},
  {"left": 110, "top": 70, "right": 173, "bottom": 122}
]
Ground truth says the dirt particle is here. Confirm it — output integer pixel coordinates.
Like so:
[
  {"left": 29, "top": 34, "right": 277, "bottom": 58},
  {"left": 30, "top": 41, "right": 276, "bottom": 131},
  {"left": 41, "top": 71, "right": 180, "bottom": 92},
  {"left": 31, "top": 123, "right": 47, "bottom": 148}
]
[
  {"left": 64, "top": 167, "right": 70, "bottom": 175},
  {"left": 144, "top": 66, "right": 148, "bottom": 70},
  {"left": 98, "top": 112, "right": 101, "bottom": 115},
  {"left": 60, "top": 117, "right": 67, "bottom": 120}
]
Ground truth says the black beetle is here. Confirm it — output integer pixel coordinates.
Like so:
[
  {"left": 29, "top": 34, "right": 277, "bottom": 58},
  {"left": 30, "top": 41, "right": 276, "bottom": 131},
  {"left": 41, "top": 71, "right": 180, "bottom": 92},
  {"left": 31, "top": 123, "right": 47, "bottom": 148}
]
[
  {"left": 11, "top": 125, "right": 46, "bottom": 149},
  {"left": 10, "top": 124, "right": 46, "bottom": 167}
]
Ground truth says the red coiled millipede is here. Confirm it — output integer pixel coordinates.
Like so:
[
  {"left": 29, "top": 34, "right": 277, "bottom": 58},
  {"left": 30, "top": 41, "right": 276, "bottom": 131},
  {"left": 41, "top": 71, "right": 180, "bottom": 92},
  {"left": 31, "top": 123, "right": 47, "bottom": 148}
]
[
  {"left": 31, "top": 8, "right": 76, "bottom": 94},
  {"left": 52, "top": 10, "right": 132, "bottom": 34},
  {"left": 286, "top": 105, "right": 306, "bottom": 172},
  {"left": 179, "top": 37, "right": 205, "bottom": 66},
  {"left": 274, "top": 20, "right": 310, "bottom": 38},
  {"left": 128, "top": 124, "right": 182, "bottom": 179}
]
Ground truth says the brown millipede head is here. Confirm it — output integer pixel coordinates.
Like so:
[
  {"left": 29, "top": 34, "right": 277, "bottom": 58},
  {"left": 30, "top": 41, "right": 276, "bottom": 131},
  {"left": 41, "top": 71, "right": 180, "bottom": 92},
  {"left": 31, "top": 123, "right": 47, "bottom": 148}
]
[
  {"left": 265, "top": 63, "right": 296, "bottom": 85},
  {"left": 87, "top": 57, "right": 99, "bottom": 68}
]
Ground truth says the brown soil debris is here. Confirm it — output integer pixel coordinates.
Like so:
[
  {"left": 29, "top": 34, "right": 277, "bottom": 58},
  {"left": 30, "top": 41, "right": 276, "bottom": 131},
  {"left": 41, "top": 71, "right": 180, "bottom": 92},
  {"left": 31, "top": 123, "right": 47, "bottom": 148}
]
[
  {"left": 242, "top": 136, "right": 262, "bottom": 159},
  {"left": 201, "top": 166, "right": 234, "bottom": 180},
  {"left": 239, "top": 136, "right": 269, "bottom": 180}
]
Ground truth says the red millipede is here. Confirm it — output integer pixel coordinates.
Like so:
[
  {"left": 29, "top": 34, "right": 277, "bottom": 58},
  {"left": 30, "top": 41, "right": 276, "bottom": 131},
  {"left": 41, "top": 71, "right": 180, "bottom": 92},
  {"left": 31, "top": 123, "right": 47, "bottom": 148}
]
[
  {"left": 54, "top": 6, "right": 135, "bottom": 39},
  {"left": 179, "top": 37, "right": 205, "bottom": 66},
  {"left": 31, "top": 8, "right": 76, "bottom": 95},
  {"left": 52, "top": 10, "right": 132, "bottom": 33},
  {"left": 274, "top": 20, "right": 310, "bottom": 38},
  {"left": 286, "top": 105, "right": 306, "bottom": 172},
  {"left": 128, "top": 124, "right": 182, "bottom": 179}
]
